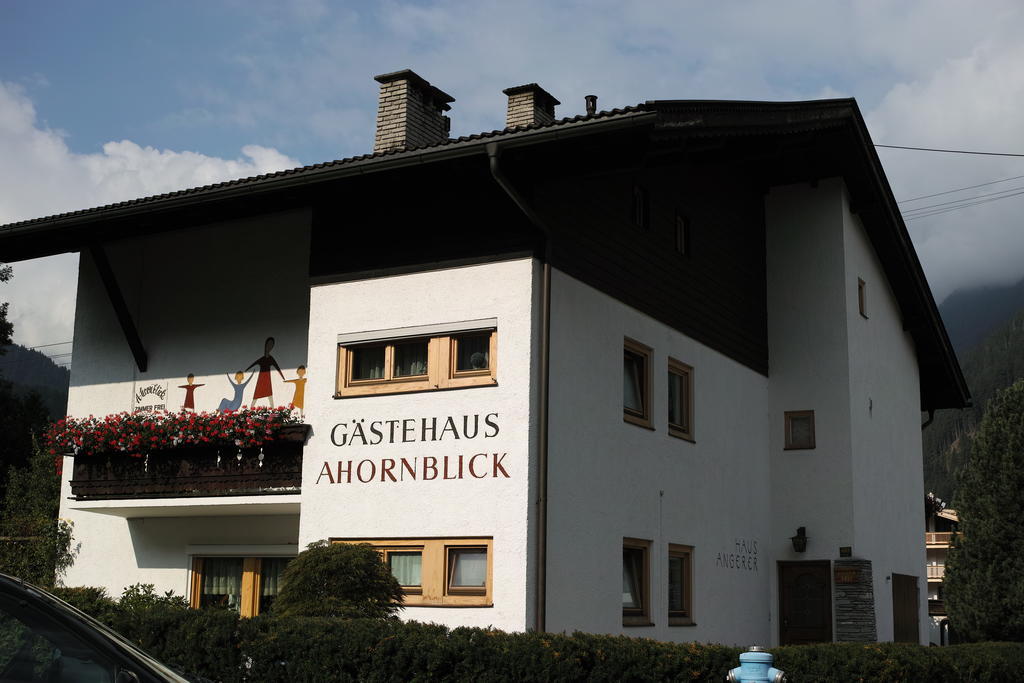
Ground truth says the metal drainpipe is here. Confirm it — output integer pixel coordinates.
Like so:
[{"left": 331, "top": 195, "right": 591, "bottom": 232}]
[{"left": 486, "top": 141, "right": 551, "bottom": 633}]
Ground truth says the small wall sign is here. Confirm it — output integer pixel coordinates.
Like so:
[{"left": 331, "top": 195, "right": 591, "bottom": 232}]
[
  {"left": 134, "top": 382, "right": 168, "bottom": 413},
  {"left": 835, "top": 568, "right": 859, "bottom": 584}
]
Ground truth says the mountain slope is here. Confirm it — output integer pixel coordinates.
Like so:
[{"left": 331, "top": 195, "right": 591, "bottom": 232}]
[
  {"left": 923, "top": 309, "right": 1024, "bottom": 501},
  {"left": 0, "top": 344, "right": 70, "bottom": 419},
  {"left": 939, "top": 277, "right": 1024, "bottom": 355}
]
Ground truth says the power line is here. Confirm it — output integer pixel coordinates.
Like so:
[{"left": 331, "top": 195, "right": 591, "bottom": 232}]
[
  {"left": 25, "top": 341, "right": 73, "bottom": 349},
  {"left": 904, "top": 188, "right": 1024, "bottom": 221},
  {"left": 876, "top": 144, "right": 1024, "bottom": 158},
  {"left": 901, "top": 184, "right": 1024, "bottom": 216},
  {"left": 897, "top": 174, "right": 1024, "bottom": 204}
]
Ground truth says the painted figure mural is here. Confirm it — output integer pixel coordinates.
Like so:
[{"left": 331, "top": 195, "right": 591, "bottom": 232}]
[
  {"left": 284, "top": 365, "right": 307, "bottom": 417},
  {"left": 178, "top": 373, "right": 205, "bottom": 412},
  {"left": 246, "top": 337, "right": 286, "bottom": 407},
  {"left": 217, "top": 370, "right": 254, "bottom": 413}
]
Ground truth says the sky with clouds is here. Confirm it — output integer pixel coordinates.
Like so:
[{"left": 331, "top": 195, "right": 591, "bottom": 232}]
[{"left": 3, "top": 1, "right": 1024, "bottom": 356}]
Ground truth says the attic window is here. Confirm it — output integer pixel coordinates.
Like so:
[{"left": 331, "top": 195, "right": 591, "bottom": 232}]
[
  {"left": 632, "top": 185, "right": 649, "bottom": 230},
  {"left": 784, "top": 410, "right": 815, "bottom": 450},
  {"left": 675, "top": 213, "right": 689, "bottom": 255}
]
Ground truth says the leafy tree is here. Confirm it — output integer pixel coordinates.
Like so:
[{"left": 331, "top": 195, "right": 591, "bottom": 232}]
[
  {"left": 272, "top": 540, "right": 403, "bottom": 619},
  {"left": 0, "top": 443, "right": 74, "bottom": 587},
  {"left": 945, "top": 379, "right": 1024, "bottom": 641}
]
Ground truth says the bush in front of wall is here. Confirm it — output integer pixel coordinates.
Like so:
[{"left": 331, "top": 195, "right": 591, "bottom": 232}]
[
  {"left": 49, "top": 585, "right": 120, "bottom": 623},
  {"left": 28, "top": 600, "right": 1024, "bottom": 682},
  {"left": 116, "top": 582, "right": 189, "bottom": 614},
  {"left": 271, "top": 540, "right": 404, "bottom": 619}
]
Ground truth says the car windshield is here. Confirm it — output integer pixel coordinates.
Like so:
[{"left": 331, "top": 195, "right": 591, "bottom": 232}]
[{"left": 0, "top": 575, "right": 191, "bottom": 682}]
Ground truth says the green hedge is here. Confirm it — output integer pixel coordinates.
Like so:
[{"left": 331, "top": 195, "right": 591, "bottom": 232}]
[{"left": 45, "top": 598, "right": 1024, "bottom": 682}]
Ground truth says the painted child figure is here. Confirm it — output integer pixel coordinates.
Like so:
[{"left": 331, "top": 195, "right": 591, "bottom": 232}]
[
  {"left": 179, "top": 373, "right": 205, "bottom": 412},
  {"left": 283, "top": 365, "right": 307, "bottom": 418},
  {"left": 217, "top": 370, "right": 254, "bottom": 413}
]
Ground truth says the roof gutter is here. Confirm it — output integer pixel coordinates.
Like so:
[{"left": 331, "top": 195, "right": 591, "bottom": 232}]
[{"left": 486, "top": 141, "right": 551, "bottom": 633}]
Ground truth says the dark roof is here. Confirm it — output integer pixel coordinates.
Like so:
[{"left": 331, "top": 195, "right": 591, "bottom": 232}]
[
  {"left": 0, "top": 97, "right": 969, "bottom": 410},
  {"left": 0, "top": 104, "right": 649, "bottom": 236}
]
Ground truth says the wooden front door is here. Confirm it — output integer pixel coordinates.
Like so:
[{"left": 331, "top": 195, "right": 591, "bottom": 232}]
[
  {"left": 892, "top": 573, "right": 919, "bottom": 643},
  {"left": 779, "top": 561, "right": 832, "bottom": 645}
]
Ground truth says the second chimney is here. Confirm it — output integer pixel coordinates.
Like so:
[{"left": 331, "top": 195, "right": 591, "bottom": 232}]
[
  {"left": 373, "top": 69, "right": 455, "bottom": 153},
  {"left": 503, "top": 83, "right": 560, "bottom": 129}
]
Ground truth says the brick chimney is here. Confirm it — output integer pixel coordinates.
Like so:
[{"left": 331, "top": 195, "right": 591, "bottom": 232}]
[
  {"left": 373, "top": 69, "right": 455, "bottom": 153},
  {"left": 502, "top": 83, "right": 560, "bottom": 129}
]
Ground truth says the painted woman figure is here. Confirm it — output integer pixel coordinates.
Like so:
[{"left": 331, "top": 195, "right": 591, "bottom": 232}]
[
  {"left": 283, "top": 365, "right": 307, "bottom": 417},
  {"left": 179, "top": 373, "right": 205, "bottom": 412},
  {"left": 246, "top": 337, "right": 287, "bottom": 407},
  {"left": 217, "top": 370, "right": 254, "bottom": 413}
]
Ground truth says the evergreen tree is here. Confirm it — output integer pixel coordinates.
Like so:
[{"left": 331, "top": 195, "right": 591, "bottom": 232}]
[
  {"left": 945, "top": 379, "right": 1024, "bottom": 641},
  {"left": 273, "top": 541, "right": 403, "bottom": 619},
  {"left": 0, "top": 264, "right": 12, "bottom": 351}
]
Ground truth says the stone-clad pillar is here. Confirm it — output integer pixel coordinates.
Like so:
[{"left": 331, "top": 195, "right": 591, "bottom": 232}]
[{"left": 833, "top": 559, "right": 877, "bottom": 642}]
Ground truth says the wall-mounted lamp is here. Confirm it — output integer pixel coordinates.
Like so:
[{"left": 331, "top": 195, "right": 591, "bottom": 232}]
[{"left": 791, "top": 527, "right": 808, "bottom": 553}]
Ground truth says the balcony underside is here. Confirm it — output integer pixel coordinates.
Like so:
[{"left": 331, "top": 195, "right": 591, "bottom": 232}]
[{"left": 67, "top": 494, "right": 301, "bottom": 519}]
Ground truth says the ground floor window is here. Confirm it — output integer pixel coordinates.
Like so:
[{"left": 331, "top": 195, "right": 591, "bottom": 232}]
[
  {"left": 622, "top": 538, "right": 651, "bottom": 626},
  {"left": 334, "top": 537, "right": 493, "bottom": 607},
  {"left": 190, "top": 556, "right": 292, "bottom": 617},
  {"left": 668, "top": 544, "right": 694, "bottom": 625}
]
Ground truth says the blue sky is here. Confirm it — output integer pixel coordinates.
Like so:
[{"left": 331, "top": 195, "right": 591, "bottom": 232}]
[{"left": 4, "top": 1, "right": 1024, "bottom": 351}]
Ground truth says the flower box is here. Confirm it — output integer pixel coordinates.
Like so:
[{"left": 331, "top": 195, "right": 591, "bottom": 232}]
[{"left": 47, "top": 408, "right": 311, "bottom": 501}]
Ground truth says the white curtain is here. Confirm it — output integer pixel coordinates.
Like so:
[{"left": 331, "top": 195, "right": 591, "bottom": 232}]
[
  {"left": 668, "top": 556, "right": 685, "bottom": 612},
  {"left": 202, "top": 558, "right": 243, "bottom": 611},
  {"left": 624, "top": 354, "right": 643, "bottom": 412},
  {"left": 394, "top": 342, "right": 428, "bottom": 377},
  {"left": 354, "top": 346, "right": 385, "bottom": 379},
  {"left": 389, "top": 551, "right": 422, "bottom": 587},
  {"left": 456, "top": 334, "right": 489, "bottom": 371},
  {"left": 622, "top": 549, "right": 642, "bottom": 609},
  {"left": 450, "top": 549, "right": 487, "bottom": 587},
  {"left": 260, "top": 557, "right": 290, "bottom": 596}
]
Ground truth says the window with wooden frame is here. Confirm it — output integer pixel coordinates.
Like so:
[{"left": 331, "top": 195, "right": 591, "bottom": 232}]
[
  {"left": 336, "top": 324, "right": 497, "bottom": 398},
  {"left": 624, "top": 338, "right": 652, "bottom": 429},
  {"left": 784, "top": 410, "right": 816, "bottom": 450},
  {"left": 189, "top": 556, "right": 292, "bottom": 618},
  {"left": 857, "top": 278, "right": 868, "bottom": 318},
  {"left": 622, "top": 538, "right": 651, "bottom": 626},
  {"left": 667, "top": 358, "right": 694, "bottom": 441},
  {"left": 668, "top": 544, "right": 694, "bottom": 626},
  {"left": 333, "top": 537, "right": 493, "bottom": 607}
]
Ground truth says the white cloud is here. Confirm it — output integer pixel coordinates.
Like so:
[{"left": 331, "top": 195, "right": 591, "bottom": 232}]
[
  {"left": 867, "top": 37, "right": 1024, "bottom": 301},
  {"left": 0, "top": 81, "right": 300, "bottom": 349}
]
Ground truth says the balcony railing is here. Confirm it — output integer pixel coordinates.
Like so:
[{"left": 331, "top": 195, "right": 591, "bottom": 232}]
[
  {"left": 927, "top": 564, "right": 945, "bottom": 580},
  {"left": 928, "top": 599, "right": 946, "bottom": 616},
  {"left": 926, "top": 532, "right": 953, "bottom": 546},
  {"left": 69, "top": 425, "right": 309, "bottom": 501}
]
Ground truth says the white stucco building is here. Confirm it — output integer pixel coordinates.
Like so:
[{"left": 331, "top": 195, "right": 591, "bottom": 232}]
[{"left": 1, "top": 70, "right": 968, "bottom": 646}]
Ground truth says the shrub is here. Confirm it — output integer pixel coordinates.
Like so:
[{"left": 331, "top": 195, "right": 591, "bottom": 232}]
[
  {"left": 118, "top": 583, "right": 189, "bottom": 614},
  {"left": 272, "top": 540, "right": 403, "bottom": 619},
  {"left": 49, "top": 585, "right": 119, "bottom": 623}
]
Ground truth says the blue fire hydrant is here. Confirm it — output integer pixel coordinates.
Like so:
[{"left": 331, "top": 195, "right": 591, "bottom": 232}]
[{"left": 726, "top": 646, "right": 786, "bottom": 683}]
